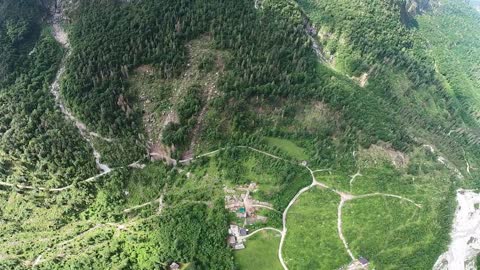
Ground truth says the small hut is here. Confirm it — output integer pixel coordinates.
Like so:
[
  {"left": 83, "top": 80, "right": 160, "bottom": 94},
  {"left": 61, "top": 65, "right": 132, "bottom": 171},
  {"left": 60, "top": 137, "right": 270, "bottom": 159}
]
[
  {"left": 358, "top": 257, "right": 369, "bottom": 267},
  {"left": 169, "top": 262, "right": 180, "bottom": 270}
]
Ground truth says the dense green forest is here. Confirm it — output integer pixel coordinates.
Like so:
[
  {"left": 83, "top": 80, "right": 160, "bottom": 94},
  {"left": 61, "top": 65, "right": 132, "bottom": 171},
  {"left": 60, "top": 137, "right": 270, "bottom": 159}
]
[
  {"left": 0, "top": 0, "right": 96, "bottom": 187},
  {"left": 62, "top": 0, "right": 315, "bottom": 135},
  {"left": 0, "top": 0, "right": 43, "bottom": 83},
  {"left": 1, "top": 0, "right": 480, "bottom": 269},
  {"left": 296, "top": 0, "right": 480, "bottom": 171},
  {"left": 418, "top": 0, "right": 480, "bottom": 129}
]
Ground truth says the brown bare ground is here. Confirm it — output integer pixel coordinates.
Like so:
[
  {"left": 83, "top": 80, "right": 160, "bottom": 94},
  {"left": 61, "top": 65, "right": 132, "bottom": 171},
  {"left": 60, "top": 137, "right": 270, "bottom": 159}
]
[
  {"left": 358, "top": 143, "right": 409, "bottom": 168},
  {"left": 132, "top": 35, "right": 227, "bottom": 163},
  {"left": 149, "top": 143, "right": 176, "bottom": 165},
  {"left": 117, "top": 94, "right": 133, "bottom": 117},
  {"left": 135, "top": 65, "right": 155, "bottom": 75}
]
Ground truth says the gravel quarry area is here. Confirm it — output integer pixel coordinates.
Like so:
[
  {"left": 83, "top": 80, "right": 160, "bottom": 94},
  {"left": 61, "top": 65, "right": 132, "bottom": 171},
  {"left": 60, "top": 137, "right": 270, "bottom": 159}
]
[{"left": 434, "top": 190, "right": 480, "bottom": 270}]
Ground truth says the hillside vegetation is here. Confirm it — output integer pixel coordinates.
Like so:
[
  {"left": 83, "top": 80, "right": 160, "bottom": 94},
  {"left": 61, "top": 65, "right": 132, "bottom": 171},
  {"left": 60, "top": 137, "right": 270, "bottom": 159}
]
[
  {"left": 1, "top": 0, "right": 480, "bottom": 269},
  {"left": 418, "top": 0, "right": 480, "bottom": 130},
  {"left": 0, "top": 0, "right": 96, "bottom": 187}
]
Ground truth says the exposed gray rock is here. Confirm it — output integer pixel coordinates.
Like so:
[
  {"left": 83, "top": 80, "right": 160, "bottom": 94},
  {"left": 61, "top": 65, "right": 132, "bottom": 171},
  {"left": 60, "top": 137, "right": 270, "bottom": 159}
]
[{"left": 405, "top": 0, "right": 437, "bottom": 16}]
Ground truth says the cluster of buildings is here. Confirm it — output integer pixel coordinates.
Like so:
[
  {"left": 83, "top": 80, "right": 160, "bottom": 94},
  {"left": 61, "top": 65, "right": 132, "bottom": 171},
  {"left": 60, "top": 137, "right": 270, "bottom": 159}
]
[
  {"left": 224, "top": 183, "right": 276, "bottom": 251},
  {"left": 225, "top": 193, "right": 247, "bottom": 218},
  {"left": 227, "top": 224, "right": 248, "bottom": 250},
  {"left": 224, "top": 183, "right": 271, "bottom": 224}
]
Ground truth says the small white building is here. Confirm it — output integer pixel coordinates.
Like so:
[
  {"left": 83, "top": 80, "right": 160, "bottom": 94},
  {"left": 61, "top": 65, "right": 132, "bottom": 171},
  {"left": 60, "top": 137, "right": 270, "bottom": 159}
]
[
  {"left": 233, "top": 243, "right": 245, "bottom": 250},
  {"left": 229, "top": 225, "right": 240, "bottom": 237},
  {"left": 169, "top": 262, "right": 180, "bottom": 270}
]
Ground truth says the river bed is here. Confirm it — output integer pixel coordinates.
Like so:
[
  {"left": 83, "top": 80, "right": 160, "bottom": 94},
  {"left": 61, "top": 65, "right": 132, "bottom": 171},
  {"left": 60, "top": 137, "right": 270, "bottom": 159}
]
[
  {"left": 50, "top": 10, "right": 111, "bottom": 174},
  {"left": 434, "top": 189, "right": 480, "bottom": 270}
]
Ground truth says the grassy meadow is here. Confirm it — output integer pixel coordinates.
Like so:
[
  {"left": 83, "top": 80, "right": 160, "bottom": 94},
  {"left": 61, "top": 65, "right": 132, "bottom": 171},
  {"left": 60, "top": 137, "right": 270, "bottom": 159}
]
[
  {"left": 234, "top": 230, "right": 283, "bottom": 270},
  {"left": 283, "top": 187, "right": 351, "bottom": 269}
]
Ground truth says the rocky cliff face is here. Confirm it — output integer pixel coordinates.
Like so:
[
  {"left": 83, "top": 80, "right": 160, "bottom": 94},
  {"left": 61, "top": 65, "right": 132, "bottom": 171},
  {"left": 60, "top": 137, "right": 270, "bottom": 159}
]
[
  {"left": 405, "top": 0, "right": 436, "bottom": 15},
  {"left": 398, "top": 0, "right": 437, "bottom": 27},
  {"left": 470, "top": 0, "right": 480, "bottom": 12}
]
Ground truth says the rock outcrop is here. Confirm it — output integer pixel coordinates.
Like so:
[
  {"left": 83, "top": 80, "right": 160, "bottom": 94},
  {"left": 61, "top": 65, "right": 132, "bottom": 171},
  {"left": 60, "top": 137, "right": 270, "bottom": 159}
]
[{"left": 405, "top": 0, "right": 437, "bottom": 16}]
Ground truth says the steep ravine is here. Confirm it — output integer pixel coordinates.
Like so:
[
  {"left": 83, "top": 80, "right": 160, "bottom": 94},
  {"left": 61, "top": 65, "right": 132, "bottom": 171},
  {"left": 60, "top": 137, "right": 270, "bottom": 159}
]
[{"left": 50, "top": 8, "right": 111, "bottom": 174}]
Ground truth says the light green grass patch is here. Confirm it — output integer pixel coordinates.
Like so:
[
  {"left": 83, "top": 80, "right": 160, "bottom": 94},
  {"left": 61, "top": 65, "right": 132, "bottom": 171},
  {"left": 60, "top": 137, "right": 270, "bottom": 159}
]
[
  {"left": 243, "top": 156, "right": 280, "bottom": 197},
  {"left": 124, "top": 164, "right": 169, "bottom": 207},
  {"left": 180, "top": 263, "right": 192, "bottom": 269},
  {"left": 314, "top": 171, "right": 351, "bottom": 191},
  {"left": 265, "top": 137, "right": 308, "bottom": 160},
  {"left": 283, "top": 187, "right": 351, "bottom": 269},
  {"left": 343, "top": 196, "right": 435, "bottom": 269},
  {"left": 349, "top": 167, "right": 415, "bottom": 196},
  {"left": 235, "top": 230, "right": 283, "bottom": 270}
]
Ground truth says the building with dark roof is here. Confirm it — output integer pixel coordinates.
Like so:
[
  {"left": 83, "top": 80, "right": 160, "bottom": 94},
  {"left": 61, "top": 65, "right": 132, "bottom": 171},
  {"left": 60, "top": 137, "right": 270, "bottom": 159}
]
[
  {"left": 358, "top": 257, "right": 369, "bottom": 267},
  {"left": 239, "top": 228, "right": 248, "bottom": 236}
]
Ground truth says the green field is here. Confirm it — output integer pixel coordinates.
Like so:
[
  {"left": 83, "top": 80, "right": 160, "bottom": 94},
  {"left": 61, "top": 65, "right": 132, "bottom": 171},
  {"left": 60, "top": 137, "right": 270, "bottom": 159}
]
[
  {"left": 283, "top": 187, "right": 351, "bottom": 269},
  {"left": 243, "top": 155, "right": 282, "bottom": 196},
  {"left": 235, "top": 230, "right": 283, "bottom": 270},
  {"left": 265, "top": 137, "right": 309, "bottom": 160},
  {"left": 343, "top": 196, "right": 441, "bottom": 269}
]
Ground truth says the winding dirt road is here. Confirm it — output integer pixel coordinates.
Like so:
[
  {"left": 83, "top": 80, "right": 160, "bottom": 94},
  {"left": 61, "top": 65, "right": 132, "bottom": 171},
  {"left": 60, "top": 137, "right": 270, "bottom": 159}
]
[
  {"left": 239, "top": 227, "right": 282, "bottom": 241},
  {"left": 337, "top": 198, "right": 355, "bottom": 260},
  {"left": 349, "top": 171, "right": 362, "bottom": 190},
  {"left": 251, "top": 204, "right": 279, "bottom": 212},
  {"left": 181, "top": 146, "right": 424, "bottom": 270},
  {"left": 0, "top": 158, "right": 145, "bottom": 192},
  {"left": 0, "top": 170, "right": 112, "bottom": 192},
  {"left": 123, "top": 193, "right": 164, "bottom": 214}
]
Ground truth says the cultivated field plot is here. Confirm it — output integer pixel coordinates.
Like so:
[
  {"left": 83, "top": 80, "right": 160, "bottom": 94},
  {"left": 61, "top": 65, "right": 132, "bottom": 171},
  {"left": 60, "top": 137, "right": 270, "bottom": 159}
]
[
  {"left": 235, "top": 230, "right": 283, "bottom": 270},
  {"left": 265, "top": 137, "right": 309, "bottom": 161},
  {"left": 283, "top": 187, "right": 351, "bottom": 269},
  {"left": 342, "top": 196, "right": 425, "bottom": 269}
]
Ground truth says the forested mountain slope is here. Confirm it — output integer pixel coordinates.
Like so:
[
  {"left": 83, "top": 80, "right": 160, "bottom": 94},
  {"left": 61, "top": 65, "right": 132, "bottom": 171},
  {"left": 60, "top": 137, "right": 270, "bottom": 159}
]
[
  {"left": 0, "top": 0, "right": 96, "bottom": 187},
  {"left": 418, "top": 0, "right": 480, "bottom": 129},
  {"left": 1, "top": 0, "right": 480, "bottom": 269}
]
